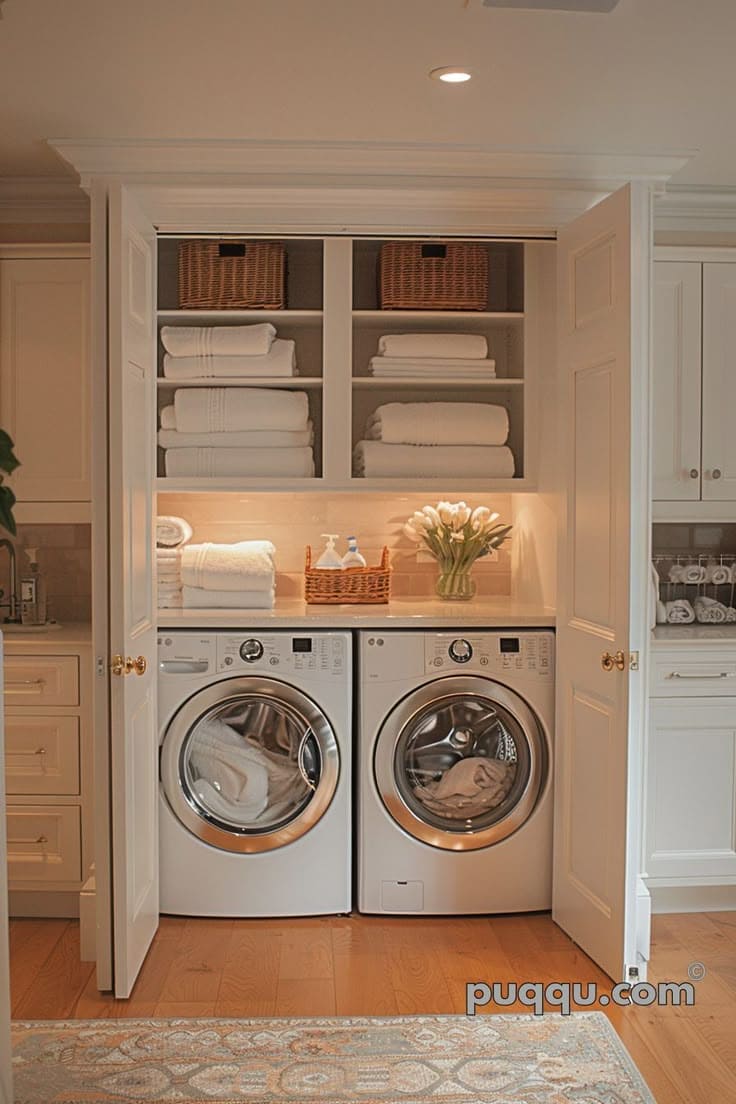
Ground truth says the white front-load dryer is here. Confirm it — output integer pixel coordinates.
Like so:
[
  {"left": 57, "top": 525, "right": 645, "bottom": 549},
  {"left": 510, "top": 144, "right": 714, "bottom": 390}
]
[
  {"left": 358, "top": 630, "right": 554, "bottom": 915},
  {"left": 158, "top": 630, "right": 351, "bottom": 916}
]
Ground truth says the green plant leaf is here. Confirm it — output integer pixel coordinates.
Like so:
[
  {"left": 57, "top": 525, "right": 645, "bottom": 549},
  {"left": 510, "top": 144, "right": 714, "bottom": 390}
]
[
  {"left": 0, "top": 429, "right": 20, "bottom": 476},
  {"left": 0, "top": 485, "right": 17, "bottom": 536}
]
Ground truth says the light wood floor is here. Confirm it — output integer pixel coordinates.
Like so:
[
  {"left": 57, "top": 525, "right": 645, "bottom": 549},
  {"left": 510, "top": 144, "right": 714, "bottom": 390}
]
[{"left": 9, "top": 910, "right": 736, "bottom": 1103}]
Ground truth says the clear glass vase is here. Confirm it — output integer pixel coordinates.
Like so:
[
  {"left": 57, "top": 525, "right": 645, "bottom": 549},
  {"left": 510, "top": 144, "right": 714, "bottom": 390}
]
[{"left": 435, "top": 566, "right": 477, "bottom": 601}]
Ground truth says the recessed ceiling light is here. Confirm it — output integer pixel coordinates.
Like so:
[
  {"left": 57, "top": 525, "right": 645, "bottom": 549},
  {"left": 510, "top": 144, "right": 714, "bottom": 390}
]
[{"left": 429, "top": 67, "right": 472, "bottom": 83}]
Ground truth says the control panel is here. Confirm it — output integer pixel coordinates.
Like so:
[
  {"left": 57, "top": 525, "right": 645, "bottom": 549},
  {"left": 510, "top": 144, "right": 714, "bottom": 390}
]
[
  {"left": 157, "top": 634, "right": 217, "bottom": 674},
  {"left": 425, "top": 633, "right": 554, "bottom": 679},
  {"left": 217, "top": 633, "right": 347, "bottom": 677}
]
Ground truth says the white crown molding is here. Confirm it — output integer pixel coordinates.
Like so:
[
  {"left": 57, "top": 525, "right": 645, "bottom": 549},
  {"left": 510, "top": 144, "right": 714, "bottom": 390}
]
[
  {"left": 655, "top": 187, "right": 736, "bottom": 232},
  {"left": 0, "top": 177, "right": 89, "bottom": 224},
  {"left": 50, "top": 138, "right": 691, "bottom": 192}
]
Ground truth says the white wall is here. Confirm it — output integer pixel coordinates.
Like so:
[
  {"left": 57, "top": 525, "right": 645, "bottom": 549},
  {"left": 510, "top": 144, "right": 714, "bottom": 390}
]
[{"left": 0, "top": 637, "right": 13, "bottom": 1104}]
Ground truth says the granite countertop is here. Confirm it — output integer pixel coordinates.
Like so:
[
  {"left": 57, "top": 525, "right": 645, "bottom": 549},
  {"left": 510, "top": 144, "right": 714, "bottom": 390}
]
[
  {"left": 652, "top": 624, "right": 736, "bottom": 646},
  {"left": 0, "top": 622, "right": 92, "bottom": 651},
  {"left": 158, "top": 597, "right": 556, "bottom": 630}
]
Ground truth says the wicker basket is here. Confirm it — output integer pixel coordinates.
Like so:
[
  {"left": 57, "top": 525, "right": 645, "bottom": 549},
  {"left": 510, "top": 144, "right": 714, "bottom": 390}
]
[
  {"left": 304, "top": 546, "right": 391, "bottom": 604},
  {"left": 378, "top": 241, "right": 488, "bottom": 311},
  {"left": 178, "top": 240, "right": 286, "bottom": 309}
]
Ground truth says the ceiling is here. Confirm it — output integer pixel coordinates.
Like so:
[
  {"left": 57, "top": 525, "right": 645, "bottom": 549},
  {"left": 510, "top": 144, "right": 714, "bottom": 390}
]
[{"left": 0, "top": 0, "right": 734, "bottom": 190}]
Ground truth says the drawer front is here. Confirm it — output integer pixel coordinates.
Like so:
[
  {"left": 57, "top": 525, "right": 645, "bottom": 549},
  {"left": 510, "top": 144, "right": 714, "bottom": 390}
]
[
  {"left": 5, "top": 716, "right": 80, "bottom": 795},
  {"left": 4, "top": 655, "right": 79, "bottom": 706},
  {"left": 6, "top": 804, "right": 81, "bottom": 884},
  {"left": 651, "top": 649, "right": 736, "bottom": 697}
]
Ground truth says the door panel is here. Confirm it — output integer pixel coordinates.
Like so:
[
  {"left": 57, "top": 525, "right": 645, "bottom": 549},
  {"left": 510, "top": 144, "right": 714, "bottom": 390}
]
[
  {"left": 554, "top": 183, "right": 651, "bottom": 981},
  {"left": 108, "top": 184, "right": 158, "bottom": 998},
  {"left": 702, "top": 263, "right": 736, "bottom": 500},
  {"left": 652, "top": 262, "right": 702, "bottom": 500}
]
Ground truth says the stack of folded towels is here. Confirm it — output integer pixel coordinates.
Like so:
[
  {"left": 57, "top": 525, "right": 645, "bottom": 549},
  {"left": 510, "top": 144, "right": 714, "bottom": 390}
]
[
  {"left": 159, "top": 388, "right": 314, "bottom": 477},
  {"left": 368, "top": 332, "right": 496, "bottom": 380},
  {"left": 156, "top": 515, "right": 192, "bottom": 609},
  {"left": 160, "top": 323, "right": 297, "bottom": 380},
  {"left": 179, "top": 540, "right": 276, "bottom": 609},
  {"left": 354, "top": 401, "right": 514, "bottom": 478}
]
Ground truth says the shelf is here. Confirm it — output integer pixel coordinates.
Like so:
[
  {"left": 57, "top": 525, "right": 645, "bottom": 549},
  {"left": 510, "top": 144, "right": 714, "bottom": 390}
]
[
  {"left": 156, "top": 377, "right": 323, "bottom": 389},
  {"left": 351, "top": 377, "right": 523, "bottom": 389},
  {"left": 157, "top": 309, "right": 323, "bottom": 324},
  {"left": 157, "top": 477, "right": 326, "bottom": 493},
  {"left": 352, "top": 310, "right": 524, "bottom": 323}
]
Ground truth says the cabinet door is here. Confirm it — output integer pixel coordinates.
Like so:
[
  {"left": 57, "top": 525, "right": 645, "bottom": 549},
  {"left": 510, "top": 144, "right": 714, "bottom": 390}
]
[
  {"left": 646, "top": 698, "right": 736, "bottom": 883},
  {"left": 702, "top": 263, "right": 736, "bottom": 500},
  {"left": 0, "top": 258, "right": 90, "bottom": 502},
  {"left": 652, "top": 262, "right": 702, "bottom": 500}
]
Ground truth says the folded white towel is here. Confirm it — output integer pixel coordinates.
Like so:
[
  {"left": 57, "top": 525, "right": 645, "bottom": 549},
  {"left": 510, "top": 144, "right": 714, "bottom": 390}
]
[
  {"left": 705, "top": 563, "right": 732, "bottom": 585},
  {"left": 366, "top": 402, "right": 509, "bottom": 447},
  {"left": 181, "top": 540, "right": 275, "bottom": 593},
  {"left": 157, "top": 567, "right": 182, "bottom": 583},
  {"left": 369, "top": 368, "right": 496, "bottom": 381},
  {"left": 157, "top": 583, "right": 183, "bottom": 598},
  {"left": 665, "top": 599, "right": 695, "bottom": 624},
  {"left": 156, "top": 516, "right": 193, "bottom": 548},
  {"left": 156, "top": 547, "right": 183, "bottom": 562},
  {"left": 668, "top": 564, "right": 686, "bottom": 583},
  {"left": 174, "top": 388, "right": 310, "bottom": 433},
  {"left": 369, "top": 356, "right": 497, "bottom": 376},
  {"left": 684, "top": 564, "right": 706, "bottom": 584},
  {"left": 694, "top": 596, "right": 729, "bottom": 624},
  {"left": 161, "top": 323, "right": 276, "bottom": 358},
  {"left": 164, "top": 446, "right": 315, "bottom": 478},
  {"left": 728, "top": 608, "right": 736, "bottom": 623},
  {"left": 158, "top": 424, "right": 314, "bottom": 449},
  {"left": 160, "top": 405, "right": 177, "bottom": 430},
  {"left": 377, "top": 333, "right": 488, "bottom": 360},
  {"left": 158, "top": 593, "right": 183, "bottom": 609},
  {"left": 182, "top": 585, "right": 275, "bottom": 609},
  {"left": 354, "top": 441, "right": 515, "bottom": 479},
  {"left": 162, "top": 339, "right": 296, "bottom": 380}
]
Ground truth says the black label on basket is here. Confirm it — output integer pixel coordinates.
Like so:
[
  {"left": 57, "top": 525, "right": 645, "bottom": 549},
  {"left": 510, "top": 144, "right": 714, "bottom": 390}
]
[
  {"left": 218, "top": 243, "right": 246, "bottom": 257},
  {"left": 421, "top": 243, "right": 447, "bottom": 259}
]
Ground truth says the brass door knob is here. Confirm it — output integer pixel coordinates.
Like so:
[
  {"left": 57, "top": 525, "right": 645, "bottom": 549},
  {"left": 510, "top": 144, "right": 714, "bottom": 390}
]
[
  {"left": 601, "top": 650, "right": 626, "bottom": 672},
  {"left": 110, "top": 654, "right": 147, "bottom": 677}
]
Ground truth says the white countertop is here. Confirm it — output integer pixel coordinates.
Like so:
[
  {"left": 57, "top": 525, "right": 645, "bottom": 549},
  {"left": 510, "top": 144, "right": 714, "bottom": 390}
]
[
  {"left": 158, "top": 597, "right": 556, "bottom": 630},
  {"left": 0, "top": 622, "right": 92, "bottom": 652},
  {"left": 652, "top": 624, "right": 736, "bottom": 646}
]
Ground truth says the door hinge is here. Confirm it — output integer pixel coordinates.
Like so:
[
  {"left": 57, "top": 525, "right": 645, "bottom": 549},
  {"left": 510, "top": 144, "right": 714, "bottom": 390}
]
[
  {"left": 95, "top": 656, "right": 106, "bottom": 677},
  {"left": 629, "top": 651, "right": 640, "bottom": 671}
]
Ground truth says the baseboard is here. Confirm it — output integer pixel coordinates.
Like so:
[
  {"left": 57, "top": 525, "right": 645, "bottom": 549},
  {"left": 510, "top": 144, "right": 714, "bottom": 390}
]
[
  {"left": 650, "top": 885, "right": 736, "bottom": 913},
  {"left": 9, "top": 890, "right": 80, "bottom": 918}
]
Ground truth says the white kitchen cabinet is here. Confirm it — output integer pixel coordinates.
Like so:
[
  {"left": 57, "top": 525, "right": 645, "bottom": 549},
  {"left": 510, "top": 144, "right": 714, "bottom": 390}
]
[
  {"left": 0, "top": 246, "right": 91, "bottom": 520},
  {"left": 646, "top": 642, "right": 736, "bottom": 901},
  {"left": 653, "top": 249, "right": 736, "bottom": 513}
]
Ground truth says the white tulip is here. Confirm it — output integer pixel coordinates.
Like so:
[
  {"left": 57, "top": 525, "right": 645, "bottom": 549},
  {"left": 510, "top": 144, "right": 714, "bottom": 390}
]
[
  {"left": 470, "top": 505, "right": 491, "bottom": 530},
  {"left": 452, "top": 504, "right": 471, "bottom": 529},
  {"left": 403, "top": 522, "right": 424, "bottom": 543},
  {"left": 411, "top": 511, "right": 432, "bottom": 532},
  {"left": 436, "top": 501, "right": 454, "bottom": 526},
  {"left": 423, "top": 505, "right": 443, "bottom": 529}
]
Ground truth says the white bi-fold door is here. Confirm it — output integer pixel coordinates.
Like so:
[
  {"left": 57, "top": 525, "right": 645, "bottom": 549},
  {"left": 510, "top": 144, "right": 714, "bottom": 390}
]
[
  {"left": 553, "top": 183, "right": 652, "bottom": 982},
  {"left": 107, "top": 183, "right": 159, "bottom": 998},
  {"left": 98, "top": 182, "right": 651, "bottom": 996}
]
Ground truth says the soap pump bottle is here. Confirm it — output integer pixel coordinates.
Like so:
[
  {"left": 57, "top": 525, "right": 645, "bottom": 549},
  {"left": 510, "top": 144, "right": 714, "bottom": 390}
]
[
  {"left": 315, "top": 534, "right": 344, "bottom": 570},
  {"left": 342, "top": 536, "right": 367, "bottom": 569},
  {"left": 20, "top": 547, "right": 47, "bottom": 626}
]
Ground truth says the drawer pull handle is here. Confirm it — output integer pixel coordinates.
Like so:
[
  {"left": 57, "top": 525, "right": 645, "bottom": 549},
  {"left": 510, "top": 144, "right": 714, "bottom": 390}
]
[
  {"left": 8, "top": 835, "right": 48, "bottom": 845},
  {"left": 36, "top": 835, "right": 48, "bottom": 844},
  {"left": 10, "top": 747, "right": 47, "bottom": 756},
  {"left": 6, "top": 678, "right": 46, "bottom": 689},
  {"left": 668, "top": 671, "right": 733, "bottom": 680}
]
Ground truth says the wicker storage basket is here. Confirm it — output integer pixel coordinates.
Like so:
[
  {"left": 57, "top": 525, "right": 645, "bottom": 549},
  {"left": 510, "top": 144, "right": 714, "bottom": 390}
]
[
  {"left": 178, "top": 240, "right": 286, "bottom": 309},
  {"left": 378, "top": 241, "right": 488, "bottom": 311},
  {"left": 304, "top": 546, "right": 391, "bottom": 604}
]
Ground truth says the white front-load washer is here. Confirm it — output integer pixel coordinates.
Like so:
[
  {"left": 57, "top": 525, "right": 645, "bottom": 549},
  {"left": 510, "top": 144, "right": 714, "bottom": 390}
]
[
  {"left": 158, "top": 630, "right": 351, "bottom": 916},
  {"left": 358, "top": 630, "right": 554, "bottom": 914}
]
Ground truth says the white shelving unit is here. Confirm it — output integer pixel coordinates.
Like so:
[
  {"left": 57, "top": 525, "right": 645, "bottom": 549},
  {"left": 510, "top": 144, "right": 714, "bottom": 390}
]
[{"left": 154, "top": 234, "right": 540, "bottom": 492}]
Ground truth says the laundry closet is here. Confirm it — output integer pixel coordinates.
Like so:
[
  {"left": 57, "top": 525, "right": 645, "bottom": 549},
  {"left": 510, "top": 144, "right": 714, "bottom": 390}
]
[{"left": 3, "top": 140, "right": 689, "bottom": 1002}]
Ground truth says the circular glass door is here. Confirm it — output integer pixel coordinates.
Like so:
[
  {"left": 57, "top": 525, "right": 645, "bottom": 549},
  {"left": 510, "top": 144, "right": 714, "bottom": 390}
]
[
  {"left": 374, "top": 676, "right": 548, "bottom": 851},
  {"left": 161, "top": 677, "right": 339, "bottom": 853}
]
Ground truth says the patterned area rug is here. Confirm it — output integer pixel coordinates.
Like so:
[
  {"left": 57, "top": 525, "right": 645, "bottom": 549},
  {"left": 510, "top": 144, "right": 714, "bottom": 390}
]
[{"left": 12, "top": 1013, "right": 655, "bottom": 1103}]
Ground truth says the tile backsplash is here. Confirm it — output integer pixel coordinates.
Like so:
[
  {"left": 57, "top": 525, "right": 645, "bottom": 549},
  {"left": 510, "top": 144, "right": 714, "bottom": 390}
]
[
  {"left": 157, "top": 493, "right": 513, "bottom": 598},
  {"left": 2, "top": 524, "right": 91, "bottom": 623}
]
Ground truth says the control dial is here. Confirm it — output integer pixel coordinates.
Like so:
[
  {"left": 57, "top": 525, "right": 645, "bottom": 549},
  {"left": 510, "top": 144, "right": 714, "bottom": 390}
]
[
  {"left": 239, "top": 638, "right": 264, "bottom": 663},
  {"left": 449, "top": 638, "right": 473, "bottom": 663}
]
